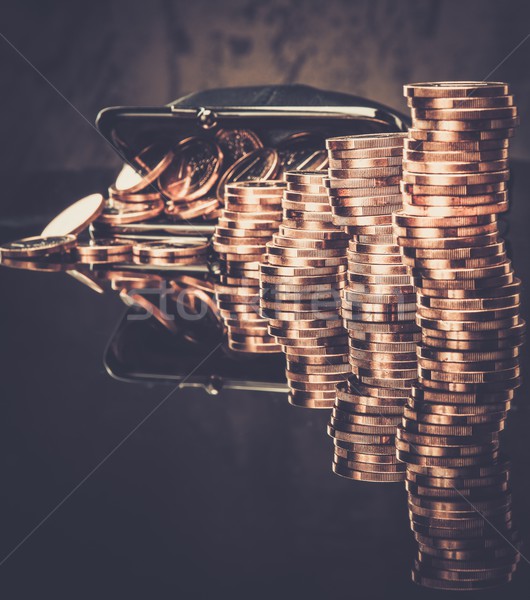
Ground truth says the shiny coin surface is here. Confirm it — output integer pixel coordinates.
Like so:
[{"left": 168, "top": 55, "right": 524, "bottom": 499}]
[
  {"left": 0, "top": 235, "right": 77, "bottom": 258},
  {"left": 42, "top": 194, "right": 105, "bottom": 237}
]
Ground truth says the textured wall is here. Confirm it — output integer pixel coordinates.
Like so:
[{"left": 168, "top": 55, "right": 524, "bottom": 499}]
[{"left": 2, "top": 0, "right": 530, "bottom": 173}]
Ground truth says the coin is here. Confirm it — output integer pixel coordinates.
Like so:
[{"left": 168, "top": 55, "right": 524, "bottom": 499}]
[
  {"left": 42, "top": 194, "right": 105, "bottom": 237},
  {"left": 413, "top": 118, "right": 518, "bottom": 131},
  {"left": 215, "top": 148, "right": 280, "bottom": 201},
  {"left": 329, "top": 166, "right": 403, "bottom": 178},
  {"left": 408, "top": 96, "right": 514, "bottom": 109},
  {"left": 332, "top": 463, "right": 405, "bottom": 481},
  {"left": 404, "top": 148, "right": 508, "bottom": 162},
  {"left": 0, "top": 235, "right": 77, "bottom": 258},
  {"left": 75, "top": 238, "right": 133, "bottom": 262},
  {"left": 114, "top": 144, "right": 174, "bottom": 194},
  {"left": 132, "top": 240, "right": 209, "bottom": 265},
  {"left": 326, "top": 175, "right": 401, "bottom": 188},
  {"left": 326, "top": 132, "right": 409, "bottom": 150},
  {"left": 329, "top": 156, "right": 403, "bottom": 169},
  {"left": 404, "top": 82, "right": 510, "bottom": 98},
  {"left": 97, "top": 202, "right": 164, "bottom": 224},
  {"left": 409, "top": 128, "right": 515, "bottom": 142},
  {"left": 401, "top": 201, "right": 508, "bottom": 217},
  {"left": 412, "top": 107, "right": 517, "bottom": 121},
  {"left": 157, "top": 157, "right": 192, "bottom": 200},
  {"left": 215, "top": 128, "right": 263, "bottom": 163},
  {"left": 403, "top": 159, "right": 508, "bottom": 174}
]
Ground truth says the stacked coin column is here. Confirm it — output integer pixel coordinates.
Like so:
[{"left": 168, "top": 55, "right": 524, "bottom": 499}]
[
  {"left": 395, "top": 81, "right": 523, "bottom": 591},
  {"left": 324, "top": 133, "right": 419, "bottom": 482},
  {"left": 259, "top": 171, "right": 350, "bottom": 409},
  {"left": 213, "top": 181, "right": 285, "bottom": 353}
]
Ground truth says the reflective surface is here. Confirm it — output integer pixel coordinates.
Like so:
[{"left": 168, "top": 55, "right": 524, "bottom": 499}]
[{"left": 0, "top": 167, "right": 529, "bottom": 599}]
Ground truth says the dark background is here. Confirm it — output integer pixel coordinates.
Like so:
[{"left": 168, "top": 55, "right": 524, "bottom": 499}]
[
  {"left": 0, "top": 1, "right": 529, "bottom": 599},
  {"left": 2, "top": 0, "right": 530, "bottom": 174}
]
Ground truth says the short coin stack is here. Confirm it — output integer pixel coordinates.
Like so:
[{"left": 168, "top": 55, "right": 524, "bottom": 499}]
[
  {"left": 325, "top": 133, "right": 419, "bottom": 482},
  {"left": 395, "top": 81, "right": 523, "bottom": 590},
  {"left": 213, "top": 181, "right": 285, "bottom": 353},
  {"left": 259, "top": 171, "right": 350, "bottom": 408}
]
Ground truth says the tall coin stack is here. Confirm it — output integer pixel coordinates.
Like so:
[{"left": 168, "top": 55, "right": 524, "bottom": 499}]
[
  {"left": 325, "top": 133, "right": 419, "bottom": 482},
  {"left": 395, "top": 81, "right": 524, "bottom": 590},
  {"left": 213, "top": 181, "right": 285, "bottom": 353},
  {"left": 259, "top": 171, "right": 350, "bottom": 409}
]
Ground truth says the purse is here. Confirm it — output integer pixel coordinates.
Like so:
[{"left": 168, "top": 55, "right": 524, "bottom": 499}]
[{"left": 97, "top": 84, "right": 408, "bottom": 393}]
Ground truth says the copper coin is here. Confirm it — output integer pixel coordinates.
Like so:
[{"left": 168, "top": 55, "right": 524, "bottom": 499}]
[
  {"left": 228, "top": 340, "right": 281, "bottom": 353},
  {"left": 403, "top": 407, "right": 507, "bottom": 425},
  {"left": 403, "top": 192, "right": 507, "bottom": 207},
  {"left": 404, "top": 242, "right": 506, "bottom": 259},
  {"left": 134, "top": 239, "right": 209, "bottom": 259},
  {"left": 394, "top": 211, "right": 496, "bottom": 228},
  {"left": 216, "top": 148, "right": 279, "bottom": 201},
  {"left": 409, "top": 128, "right": 515, "bottom": 142},
  {"left": 326, "top": 133, "right": 407, "bottom": 150},
  {"left": 404, "top": 147, "right": 508, "bottom": 161},
  {"left": 326, "top": 175, "right": 401, "bottom": 188},
  {"left": 227, "top": 180, "right": 285, "bottom": 197},
  {"left": 417, "top": 295, "right": 519, "bottom": 311},
  {"left": 404, "top": 138, "right": 509, "bottom": 152},
  {"left": 114, "top": 144, "right": 174, "bottom": 194},
  {"left": 276, "top": 133, "right": 325, "bottom": 171},
  {"left": 404, "top": 82, "right": 510, "bottom": 98},
  {"left": 166, "top": 198, "right": 220, "bottom": 220},
  {"left": 333, "top": 456, "right": 404, "bottom": 473},
  {"left": 42, "top": 194, "right": 105, "bottom": 237},
  {"left": 329, "top": 146, "right": 404, "bottom": 159},
  {"left": 412, "top": 106, "right": 517, "bottom": 121},
  {"left": 330, "top": 185, "right": 402, "bottom": 198},
  {"left": 412, "top": 117, "right": 518, "bottom": 131},
  {"left": 416, "top": 278, "right": 520, "bottom": 297},
  {"left": 173, "top": 137, "right": 224, "bottom": 201},
  {"left": 272, "top": 234, "right": 348, "bottom": 248},
  {"left": 332, "top": 463, "right": 405, "bottom": 481},
  {"left": 408, "top": 95, "right": 514, "bottom": 109},
  {"left": 108, "top": 185, "right": 162, "bottom": 203},
  {"left": 396, "top": 224, "right": 499, "bottom": 241},
  {"left": 0, "top": 255, "right": 74, "bottom": 272},
  {"left": 97, "top": 202, "right": 164, "bottom": 224},
  {"left": 286, "top": 182, "right": 327, "bottom": 194},
  {"left": 404, "top": 159, "right": 508, "bottom": 174},
  {"left": 329, "top": 166, "right": 402, "bottom": 178},
  {"left": 402, "top": 201, "right": 508, "bottom": 217},
  {"left": 76, "top": 238, "right": 133, "bottom": 259},
  {"left": 397, "top": 437, "right": 500, "bottom": 457},
  {"left": 157, "top": 156, "right": 192, "bottom": 200},
  {"left": 215, "top": 128, "right": 263, "bottom": 163},
  {"left": 329, "top": 194, "right": 403, "bottom": 209},
  {"left": 332, "top": 205, "right": 402, "bottom": 218},
  {"left": 329, "top": 156, "right": 403, "bottom": 169},
  {"left": 266, "top": 255, "right": 346, "bottom": 268},
  {"left": 334, "top": 448, "right": 400, "bottom": 463},
  {"left": 0, "top": 235, "right": 77, "bottom": 258}
]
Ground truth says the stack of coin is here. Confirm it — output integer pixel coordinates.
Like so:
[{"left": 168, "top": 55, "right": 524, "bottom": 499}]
[
  {"left": 325, "top": 133, "right": 419, "bottom": 481},
  {"left": 259, "top": 171, "right": 350, "bottom": 409},
  {"left": 213, "top": 181, "right": 285, "bottom": 353},
  {"left": 395, "top": 81, "right": 523, "bottom": 589}
]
